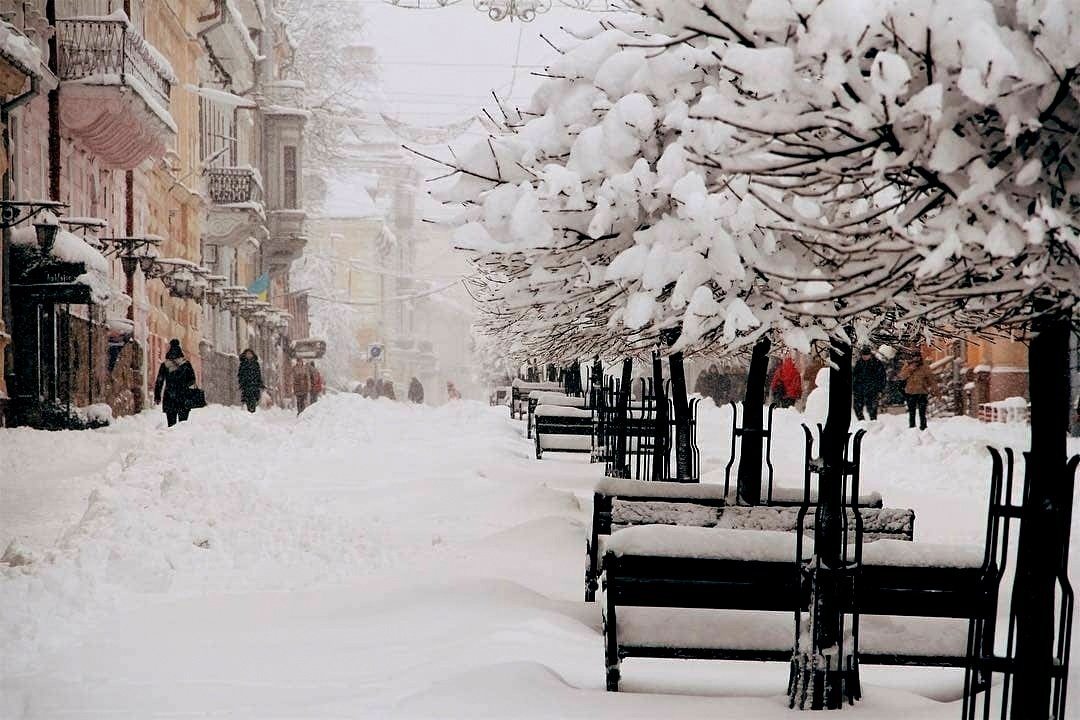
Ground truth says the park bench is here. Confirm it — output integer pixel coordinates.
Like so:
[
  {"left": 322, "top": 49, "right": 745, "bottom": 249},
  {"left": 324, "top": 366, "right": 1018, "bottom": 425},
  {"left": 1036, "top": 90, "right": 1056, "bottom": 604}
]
[
  {"left": 534, "top": 404, "right": 594, "bottom": 459},
  {"left": 490, "top": 386, "right": 510, "bottom": 407},
  {"left": 510, "top": 380, "right": 562, "bottom": 420},
  {"left": 527, "top": 391, "right": 587, "bottom": 439},
  {"left": 584, "top": 427, "right": 894, "bottom": 602},
  {"left": 584, "top": 477, "right": 911, "bottom": 601},
  {"left": 598, "top": 450, "right": 1011, "bottom": 693}
]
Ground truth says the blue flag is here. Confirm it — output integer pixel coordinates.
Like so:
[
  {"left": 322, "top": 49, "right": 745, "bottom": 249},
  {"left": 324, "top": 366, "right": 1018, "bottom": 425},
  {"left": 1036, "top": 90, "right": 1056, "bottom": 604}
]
[{"left": 248, "top": 272, "right": 269, "bottom": 301}]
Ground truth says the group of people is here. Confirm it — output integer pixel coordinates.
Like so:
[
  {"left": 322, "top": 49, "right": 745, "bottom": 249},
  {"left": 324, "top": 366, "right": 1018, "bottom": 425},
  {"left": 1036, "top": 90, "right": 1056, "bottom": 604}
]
[
  {"left": 357, "top": 376, "right": 462, "bottom": 403},
  {"left": 770, "top": 347, "right": 936, "bottom": 430},
  {"left": 290, "top": 359, "right": 324, "bottom": 414},
  {"left": 852, "top": 347, "right": 933, "bottom": 430},
  {"left": 153, "top": 340, "right": 324, "bottom": 427}
]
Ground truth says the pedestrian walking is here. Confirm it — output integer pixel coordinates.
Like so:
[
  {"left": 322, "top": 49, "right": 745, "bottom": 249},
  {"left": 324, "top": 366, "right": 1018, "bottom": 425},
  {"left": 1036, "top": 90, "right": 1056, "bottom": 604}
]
[
  {"left": 309, "top": 362, "right": 324, "bottom": 406},
  {"left": 446, "top": 381, "right": 461, "bottom": 401},
  {"left": 898, "top": 355, "right": 933, "bottom": 430},
  {"left": 362, "top": 377, "right": 377, "bottom": 399},
  {"left": 852, "top": 346, "right": 887, "bottom": 420},
  {"left": 769, "top": 355, "right": 802, "bottom": 408},
  {"left": 238, "top": 348, "right": 263, "bottom": 413},
  {"left": 154, "top": 338, "right": 197, "bottom": 427},
  {"left": 407, "top": 377, "right": 425, "bottom": 404},
  {"left": 293, "top": 358, "right": 311, "bottom": 414},
  {"left": 379, "top": 376, "right": 396, "bottom": 400}
]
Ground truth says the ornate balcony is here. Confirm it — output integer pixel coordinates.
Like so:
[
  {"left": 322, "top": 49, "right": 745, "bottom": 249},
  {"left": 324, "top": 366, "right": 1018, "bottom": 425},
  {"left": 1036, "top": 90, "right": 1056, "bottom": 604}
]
[
  {"left": 207, "top": 167, "right": 263, "bottom": 205},
  {"left": 265, "top": 209, "right": 307, "bottom": 267},
  {"left": 55, "top": 17, "right": 176, "bottom": 168},
  {"left": 204, "top": 167, "right": 266, "bottom": 249}
]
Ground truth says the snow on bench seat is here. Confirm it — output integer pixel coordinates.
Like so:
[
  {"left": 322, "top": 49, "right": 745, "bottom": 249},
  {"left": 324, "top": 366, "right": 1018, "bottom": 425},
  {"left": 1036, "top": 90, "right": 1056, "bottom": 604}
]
[
  {"left": 534, "top": 404, "right": 592, "bottom": 418},
  {"left": 608, "top": 503, "right": 913, "bottom": 539},
  {"left": 595, "top": 478, "right": 730, "bottom": 501},
  {"left": 859, "top": 615, "right": 971, "bottom": 661},
  {"left": 596, "top": 477, "right": 882, "bottom": 509},
  {"left": 528, "top": 391, "right": 586, "bottom": 407},
  {"left": 538, "top": 434, "right": 592, "bottom": 451},
  {"left": 744, "top": 486, "right": 883, "bottom": 508},
  {"left": 861, "top": 539, "right": 984, "bottom": 568},
  {"left": 615, "top": 607, "right": 970, "bottom": 661},
  {"left": 618, "top": 607, "right": 794, "bottom": 653},
  {"left": 605, "top": 525, "right": 809, "bottom": 563}
]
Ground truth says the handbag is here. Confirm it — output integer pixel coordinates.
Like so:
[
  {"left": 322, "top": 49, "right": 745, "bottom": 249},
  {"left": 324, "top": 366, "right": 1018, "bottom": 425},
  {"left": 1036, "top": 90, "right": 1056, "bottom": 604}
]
[{"left": 186, "top": 386, "right": 207, "bottom": 409}]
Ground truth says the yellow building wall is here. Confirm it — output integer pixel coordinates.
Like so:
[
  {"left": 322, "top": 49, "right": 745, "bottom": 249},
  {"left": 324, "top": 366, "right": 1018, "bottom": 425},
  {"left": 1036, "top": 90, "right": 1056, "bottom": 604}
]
[{"left": 142, "top": 0, "right": 206, "bottom": 371}]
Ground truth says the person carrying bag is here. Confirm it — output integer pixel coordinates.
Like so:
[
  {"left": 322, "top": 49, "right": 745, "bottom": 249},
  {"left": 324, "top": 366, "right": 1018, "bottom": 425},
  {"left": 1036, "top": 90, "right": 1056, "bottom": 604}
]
[{"left": 154, "top": 338, "right": 200, "bottom": 426}]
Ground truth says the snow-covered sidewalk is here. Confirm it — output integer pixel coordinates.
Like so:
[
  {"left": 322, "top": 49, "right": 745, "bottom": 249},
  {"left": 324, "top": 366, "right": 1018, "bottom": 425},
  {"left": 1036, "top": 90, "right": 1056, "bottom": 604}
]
[{"left": 1, "top": 396, "right": 1077, "bottom": 718}]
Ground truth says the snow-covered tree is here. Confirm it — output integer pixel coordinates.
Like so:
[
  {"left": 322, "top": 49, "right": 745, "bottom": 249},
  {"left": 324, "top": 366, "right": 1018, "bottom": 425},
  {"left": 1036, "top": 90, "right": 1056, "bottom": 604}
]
[
  {"left": 429, "top": 20, "right": 854, "bottom": 365},
  {"left": 612, "top": 2, "right": 1079, "bottom": 715},
  {"left": 277, "top": 0, "right": 376, "bottom": 177},
  {"left": 437, "top": 0, "right": 1079, "bottom": 712}
]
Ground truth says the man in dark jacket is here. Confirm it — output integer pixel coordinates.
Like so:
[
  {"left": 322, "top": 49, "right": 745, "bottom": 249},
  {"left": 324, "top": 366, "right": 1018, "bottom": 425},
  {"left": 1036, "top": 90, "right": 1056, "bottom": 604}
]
[
  {"left": 238, "top": 348, "right": 263, "bottom": 413},
  {"left": 154, "top": 338, "right": 197, "bottom": 427},
  {"left": 852, "top": 346, "right": 887, "bottom": 420}
]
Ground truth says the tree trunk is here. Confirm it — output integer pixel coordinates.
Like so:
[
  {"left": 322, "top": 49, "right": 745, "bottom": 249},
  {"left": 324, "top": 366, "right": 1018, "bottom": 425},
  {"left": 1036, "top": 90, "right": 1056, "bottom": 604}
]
[
  {"left": 651, "top": 352, "right": 668, "bottom": 481},
  {"left": 736, "top": 337, "right": 772, "bottom": 504},
  {"left": 669, "top": 352, "right": 693, "bottom": 481},
  {"left": 1010, "top": 314, "right": 1071, "bottom": 718},
  {"left": 614, "top": 358, "right": 632, "bottom": 478},
  {"left": 790, "top": 338, "right": 857, "bottom": 710}
]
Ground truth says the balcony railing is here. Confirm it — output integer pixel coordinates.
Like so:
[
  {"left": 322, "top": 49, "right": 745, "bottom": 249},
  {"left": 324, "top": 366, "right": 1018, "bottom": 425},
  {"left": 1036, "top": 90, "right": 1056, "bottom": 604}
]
[
  {"left": 56, "top": 18, "right": 173, "bottom": 109},
  {"left": 207, "top": 167, "right": 263, "bottom": 205}
]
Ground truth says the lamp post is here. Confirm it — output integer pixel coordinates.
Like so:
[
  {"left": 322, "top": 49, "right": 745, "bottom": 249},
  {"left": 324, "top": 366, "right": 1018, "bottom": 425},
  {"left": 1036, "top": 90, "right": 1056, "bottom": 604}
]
[{"left": 100, "top": 236, "right": 161, "bottom": 321}]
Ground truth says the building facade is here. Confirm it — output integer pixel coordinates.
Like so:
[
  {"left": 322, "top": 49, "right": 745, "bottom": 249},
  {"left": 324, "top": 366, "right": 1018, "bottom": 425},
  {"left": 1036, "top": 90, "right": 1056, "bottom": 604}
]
[{"left": 0, "top": 0, "right": 312, "bottom": 427}]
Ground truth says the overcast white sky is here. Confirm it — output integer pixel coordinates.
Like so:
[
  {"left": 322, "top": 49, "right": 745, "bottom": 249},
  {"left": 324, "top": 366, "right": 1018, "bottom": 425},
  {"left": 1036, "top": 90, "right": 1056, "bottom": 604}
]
[
  {"left": 320, "top": 0, "right": 617, "bottom": 217},
  {"left": 351, "top": 0, "right": 610, "bottom": 141}
]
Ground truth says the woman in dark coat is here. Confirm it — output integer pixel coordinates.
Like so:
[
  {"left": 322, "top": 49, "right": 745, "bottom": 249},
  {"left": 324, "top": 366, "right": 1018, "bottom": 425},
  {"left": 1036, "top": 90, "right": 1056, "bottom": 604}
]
[
  {"left": 238, "top": 348, "right": 263, "bottom": 413},
  {"left": 407, "top": 377, "right": 424, "bottom": 404},
  {"left": 154, "top": 338, "right": 197, "bottom": 427}
]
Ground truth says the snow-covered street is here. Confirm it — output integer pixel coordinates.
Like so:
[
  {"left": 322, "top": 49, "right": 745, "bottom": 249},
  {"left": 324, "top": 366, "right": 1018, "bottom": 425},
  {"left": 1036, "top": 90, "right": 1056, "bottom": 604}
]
[{"left": 2, "top": 397, "right": 1077, "bottom": 718}]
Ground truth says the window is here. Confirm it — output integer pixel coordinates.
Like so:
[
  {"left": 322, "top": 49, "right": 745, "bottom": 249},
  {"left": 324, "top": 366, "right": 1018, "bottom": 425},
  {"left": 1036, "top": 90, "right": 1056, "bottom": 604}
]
[
  {"left": 202, "top": 242, "right": 218, "bottom": 268},
  {"left": 283, "top": 146, "right": 297, "bottom": 208}
]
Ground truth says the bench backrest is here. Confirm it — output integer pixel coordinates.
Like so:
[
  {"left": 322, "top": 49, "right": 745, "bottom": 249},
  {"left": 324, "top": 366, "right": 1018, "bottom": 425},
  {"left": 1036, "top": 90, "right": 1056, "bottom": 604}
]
[
  {"left": 535, "top": 413, "right": 593, "bottom": 435},
  {"left": 856, "top": 565, "right": 990, "bottom": 617},
  {"left": 604, "top": 552, "right": 808, "bottom": 612}
]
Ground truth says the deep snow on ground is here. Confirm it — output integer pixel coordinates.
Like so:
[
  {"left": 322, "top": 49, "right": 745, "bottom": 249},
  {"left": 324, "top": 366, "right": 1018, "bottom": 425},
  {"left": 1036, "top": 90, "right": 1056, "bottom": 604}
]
[{"left": 1, "top": 395, "right": 1077, "bottom": 719}]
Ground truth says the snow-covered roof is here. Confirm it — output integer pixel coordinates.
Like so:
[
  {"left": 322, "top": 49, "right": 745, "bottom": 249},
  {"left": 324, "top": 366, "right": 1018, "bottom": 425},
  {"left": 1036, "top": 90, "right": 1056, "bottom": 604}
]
[
  {"left": 11, "top": 222, "right": 114, "bottom": 303},
  {"left": 0, "top": 19, "right": 41, "bottom": 76}
]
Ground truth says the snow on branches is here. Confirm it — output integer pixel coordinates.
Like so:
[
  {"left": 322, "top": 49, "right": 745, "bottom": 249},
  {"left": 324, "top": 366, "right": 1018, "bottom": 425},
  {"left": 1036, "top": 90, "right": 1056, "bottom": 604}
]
[
  {"left": 432, "top": 20, "right": 833, "bottom": 362},
  {"left": 628, "top": 0, "right": 1080, "bottom": 332},
  {"left": 435, "top": 0, "right": 1078, "bottom": 364}
]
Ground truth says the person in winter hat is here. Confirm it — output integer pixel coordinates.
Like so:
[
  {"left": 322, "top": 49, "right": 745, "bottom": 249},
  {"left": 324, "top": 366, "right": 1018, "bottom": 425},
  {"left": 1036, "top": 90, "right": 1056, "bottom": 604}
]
[
  {"left": 238, "top": 348, "right": 264, "bottom": 413},
  {"left": 852, "top": 346, "right": 887, "bottom": 421},
  {"left": 293, "top": 358, "right": 311, "bottom": 414},
  {"left": 362, "top": 377, "right": 376, "bottom": 399},
  {"left": 407, "top": 377, "right": 425, "bottom": 404},
  {"left": 898, "top": 354, "right": 934, "bottom": 430},
  {"left": 769, "top": 355, "right": 802, "bottom": 408},
  {"left": 154, "top": 338, "right": 197, "bottom": 427},
  {"left": 446, "top": 381, "right": 461, "bottom": 401}
]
